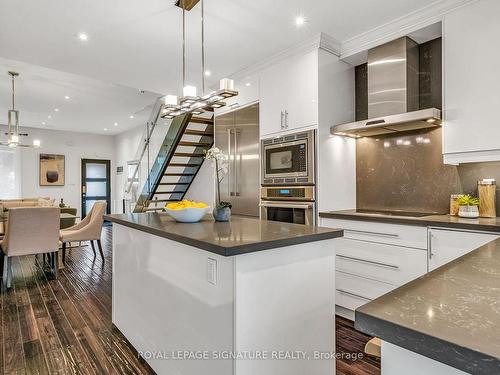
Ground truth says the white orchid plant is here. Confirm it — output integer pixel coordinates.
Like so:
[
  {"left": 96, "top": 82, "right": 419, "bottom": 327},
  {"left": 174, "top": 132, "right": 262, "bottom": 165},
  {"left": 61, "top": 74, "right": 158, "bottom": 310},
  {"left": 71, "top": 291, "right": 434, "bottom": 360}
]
[{"left": 204, "top": 147, "right": 232, "bottom": 210}]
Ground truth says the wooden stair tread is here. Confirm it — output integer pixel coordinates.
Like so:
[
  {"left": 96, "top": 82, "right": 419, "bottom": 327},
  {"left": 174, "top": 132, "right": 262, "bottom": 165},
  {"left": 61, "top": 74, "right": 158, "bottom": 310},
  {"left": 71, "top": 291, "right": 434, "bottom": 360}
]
[
  {"left": 158, "top": 182, "right": 190, "bottom": 185},
  {"left": 184, "top": 129, "right": 214, "bottom": 136},
  {"left": 169, "top": 163, "right": 201, "bottom": 167},
  {"left": 164, "top": 173, "right": 195, "bottom": 176},
  {"left": 173, "top": 152, "right": 206, "bottom": 157},
  {"left": 154, "top": 191, "right": 186, "bottom": 194},
  {"left": 146, "top": 199, "right": 179, "bottom": 203},
  {"left": 190, "top": 117, "right": 214, "bottom": 125},
  {"left": 178, "top": 141, "right": 212, "bottom": 147}
]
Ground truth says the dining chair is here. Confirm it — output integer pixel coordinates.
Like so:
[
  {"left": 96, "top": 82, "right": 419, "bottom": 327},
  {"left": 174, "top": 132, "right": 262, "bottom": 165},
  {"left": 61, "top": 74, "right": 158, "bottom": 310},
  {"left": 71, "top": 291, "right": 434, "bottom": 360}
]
[
  {"left": 59, "top": 201, "right": 107, "bottom": 263},
  {"left": 60, "top": 207, "right": 77, "bottom": 229},
  {"left": 0, "top": 207, "right": 60, "bottom": 289}
]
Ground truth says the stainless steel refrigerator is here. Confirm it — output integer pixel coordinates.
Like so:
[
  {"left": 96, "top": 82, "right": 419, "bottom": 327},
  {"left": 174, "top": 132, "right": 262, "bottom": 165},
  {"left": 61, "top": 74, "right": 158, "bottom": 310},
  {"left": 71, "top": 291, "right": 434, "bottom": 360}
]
[{"left": 215, "top": 104, "right": 260, "bottom": 217}]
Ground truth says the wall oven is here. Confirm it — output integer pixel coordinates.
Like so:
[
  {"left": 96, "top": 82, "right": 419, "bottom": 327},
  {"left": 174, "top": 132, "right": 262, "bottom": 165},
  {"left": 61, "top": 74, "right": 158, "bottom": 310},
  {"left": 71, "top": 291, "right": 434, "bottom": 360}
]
[
  {"left": 260, "top": 186, "right": 315, "bottom": 226},
  {"left": 261, "top": 130, "right": 315, "bottom": 185}
]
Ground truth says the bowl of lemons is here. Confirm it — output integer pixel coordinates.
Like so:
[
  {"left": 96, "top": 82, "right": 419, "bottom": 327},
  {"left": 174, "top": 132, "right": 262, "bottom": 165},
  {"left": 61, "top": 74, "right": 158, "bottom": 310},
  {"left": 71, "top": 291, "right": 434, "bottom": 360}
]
[{"left": 164, "top": 200, "right": 210, "bottom": 223}]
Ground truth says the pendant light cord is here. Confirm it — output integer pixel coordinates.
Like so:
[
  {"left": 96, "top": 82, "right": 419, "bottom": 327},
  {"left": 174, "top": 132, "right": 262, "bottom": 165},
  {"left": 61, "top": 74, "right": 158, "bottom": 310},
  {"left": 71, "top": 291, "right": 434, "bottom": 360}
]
[
  {"left": 182, "top": 0, "right": 186, "bottom": 90},
  {"left": 201, "top": 0, "right": 205, "bottom": 95}
]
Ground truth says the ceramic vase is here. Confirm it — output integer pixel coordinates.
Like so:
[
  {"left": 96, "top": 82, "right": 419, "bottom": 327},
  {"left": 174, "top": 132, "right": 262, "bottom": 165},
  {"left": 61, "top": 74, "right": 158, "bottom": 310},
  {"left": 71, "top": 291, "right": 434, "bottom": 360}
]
[
  {"left": 458, "top": 205, "right": 479, "bottom": 218},
  {"left": 213, "top": 207, "right": 231, "bottom": 222}
]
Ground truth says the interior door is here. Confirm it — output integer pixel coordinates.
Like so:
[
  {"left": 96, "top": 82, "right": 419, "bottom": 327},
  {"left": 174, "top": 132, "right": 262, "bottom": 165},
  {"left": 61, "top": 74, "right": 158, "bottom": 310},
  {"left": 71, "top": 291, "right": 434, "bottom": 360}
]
[{"left": 81, "top": 159, "right": 111, "bottom": 218}]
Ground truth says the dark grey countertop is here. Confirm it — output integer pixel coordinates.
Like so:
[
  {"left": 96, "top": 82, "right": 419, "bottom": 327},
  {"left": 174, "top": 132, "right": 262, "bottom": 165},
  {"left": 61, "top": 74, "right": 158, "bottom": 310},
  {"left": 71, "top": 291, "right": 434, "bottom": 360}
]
[
  {"left": 104, "top": 213, "right": 343, "bottom": 256},
  {"left": 320, "top": 209, "right": 500, "bottom": 232},
  {"left": 355, "top": 238, "right": 500, "bottom": 374}
]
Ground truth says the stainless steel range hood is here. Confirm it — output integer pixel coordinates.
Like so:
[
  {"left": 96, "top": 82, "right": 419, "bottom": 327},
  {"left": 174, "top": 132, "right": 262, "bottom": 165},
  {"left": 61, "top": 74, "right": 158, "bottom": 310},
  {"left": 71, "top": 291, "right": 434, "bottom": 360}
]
[{"left": 331, "top": 37, "right": 441, "bottom": 138}]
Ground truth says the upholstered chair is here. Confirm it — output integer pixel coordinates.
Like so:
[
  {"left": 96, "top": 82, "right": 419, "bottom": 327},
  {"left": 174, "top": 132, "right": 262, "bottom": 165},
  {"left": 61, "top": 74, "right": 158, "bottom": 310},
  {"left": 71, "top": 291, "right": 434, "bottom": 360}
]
[
  {"left": 59, "top": 201, "right": 107, "bottom": 263},
  {"left": 0, "top": 207, "right": 60, "bottom": 288}
]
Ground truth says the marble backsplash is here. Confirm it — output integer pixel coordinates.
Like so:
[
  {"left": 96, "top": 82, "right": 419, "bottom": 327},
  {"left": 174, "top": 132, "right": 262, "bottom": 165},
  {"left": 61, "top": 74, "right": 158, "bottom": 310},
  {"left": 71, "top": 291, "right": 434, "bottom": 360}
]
[{"left": 356, "top": 127, "right": 500, "bottom": 214}]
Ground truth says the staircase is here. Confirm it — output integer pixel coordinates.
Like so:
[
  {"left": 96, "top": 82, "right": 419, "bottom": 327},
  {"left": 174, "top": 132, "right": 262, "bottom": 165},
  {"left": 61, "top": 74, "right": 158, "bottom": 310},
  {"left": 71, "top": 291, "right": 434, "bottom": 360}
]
[{"left": 133, "top": 111, "right": 214, "bottom": 213}]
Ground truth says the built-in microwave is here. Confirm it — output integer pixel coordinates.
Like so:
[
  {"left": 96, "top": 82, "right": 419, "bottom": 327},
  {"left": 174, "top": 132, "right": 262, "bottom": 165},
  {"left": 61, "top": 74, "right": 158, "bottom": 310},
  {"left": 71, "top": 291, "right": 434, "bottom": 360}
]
[{"left": 261, "top": 130, "right": 315, "bottom": 185}]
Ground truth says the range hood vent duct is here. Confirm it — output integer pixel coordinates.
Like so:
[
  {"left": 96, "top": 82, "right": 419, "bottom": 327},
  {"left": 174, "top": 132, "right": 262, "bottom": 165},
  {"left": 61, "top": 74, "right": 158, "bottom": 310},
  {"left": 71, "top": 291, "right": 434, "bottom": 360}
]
[{"left": 331, "top": 37, "right": 441, "bottom": 138}]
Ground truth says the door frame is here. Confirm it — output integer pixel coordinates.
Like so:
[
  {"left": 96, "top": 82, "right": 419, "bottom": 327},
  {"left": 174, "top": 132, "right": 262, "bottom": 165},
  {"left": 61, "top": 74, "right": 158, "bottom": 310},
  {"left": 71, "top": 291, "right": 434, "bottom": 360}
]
[{"left": 81, "top": 158, "right": 111, "bottom": 218}]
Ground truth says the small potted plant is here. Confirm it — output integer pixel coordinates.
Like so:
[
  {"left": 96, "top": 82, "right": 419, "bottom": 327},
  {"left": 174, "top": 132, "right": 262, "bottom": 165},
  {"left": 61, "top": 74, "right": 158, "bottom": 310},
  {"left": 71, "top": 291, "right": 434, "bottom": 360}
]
[
  {"left": 457, "top": 194, "right": 480, "bottom": 218},
  {"left": 205, "top": 147, "right": 232, "bottom": 222}
]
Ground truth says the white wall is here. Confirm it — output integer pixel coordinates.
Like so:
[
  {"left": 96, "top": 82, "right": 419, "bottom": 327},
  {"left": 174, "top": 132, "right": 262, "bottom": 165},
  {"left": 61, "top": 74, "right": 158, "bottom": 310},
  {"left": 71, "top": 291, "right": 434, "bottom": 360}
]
[
  {"left": 113, "top": 124, "right": 144, "bottom": 213},
  {"left": 0, "top": 125, "right": 115, "bottom": 216}
]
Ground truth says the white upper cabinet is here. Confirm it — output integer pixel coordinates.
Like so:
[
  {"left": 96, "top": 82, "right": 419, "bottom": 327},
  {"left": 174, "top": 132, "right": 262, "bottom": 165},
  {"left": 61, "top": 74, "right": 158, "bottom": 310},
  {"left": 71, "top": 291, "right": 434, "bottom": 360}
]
[
  {"left": 443, "top": 0, "right": 500, "bottom": 164},
  {"left": 215, "top": 75, "right": 259, "bottom": 116},
  {"left": 259, "top": 49, "right": 319, "bottom": 137}
]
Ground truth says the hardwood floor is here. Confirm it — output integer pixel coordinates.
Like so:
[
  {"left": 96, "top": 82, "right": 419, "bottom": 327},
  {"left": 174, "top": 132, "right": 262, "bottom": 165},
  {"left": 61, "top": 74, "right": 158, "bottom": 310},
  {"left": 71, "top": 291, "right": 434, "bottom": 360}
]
[
  {"left": 0, "top": 226, "right": 155, "bottom": 375},
  {"left": 336, "top": 315, "right": 381, "bottom": 375},
  {"left": 0, "top": 226, "right": 380, "bottom": 375}
]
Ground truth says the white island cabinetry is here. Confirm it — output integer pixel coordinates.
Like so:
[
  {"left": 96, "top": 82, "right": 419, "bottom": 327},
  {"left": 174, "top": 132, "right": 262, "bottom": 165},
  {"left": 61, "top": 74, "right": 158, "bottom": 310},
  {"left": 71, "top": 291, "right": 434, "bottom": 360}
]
[{"left": 109, "top": 214, "right": 341, "bottom": 375}]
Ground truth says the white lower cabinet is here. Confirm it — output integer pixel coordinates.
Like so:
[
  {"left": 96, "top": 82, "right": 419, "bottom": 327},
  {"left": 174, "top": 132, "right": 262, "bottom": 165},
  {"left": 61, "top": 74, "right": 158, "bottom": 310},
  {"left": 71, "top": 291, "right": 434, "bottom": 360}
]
[
  {"left": 322, "top": 217, "right": 500, "bottom": 316},
  {"left": 428, "top": 228, "right": 499, "bottom": 271},
  {"left": 334, "top": 237, "right": 427, "bottom": 312}
]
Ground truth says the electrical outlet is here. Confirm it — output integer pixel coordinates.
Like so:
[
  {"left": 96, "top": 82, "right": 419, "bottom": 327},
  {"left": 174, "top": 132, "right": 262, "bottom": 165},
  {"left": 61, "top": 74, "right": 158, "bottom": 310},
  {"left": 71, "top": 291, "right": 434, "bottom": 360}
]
[{"left": 207, "top": 258, "right": 217, "bottom": 285}]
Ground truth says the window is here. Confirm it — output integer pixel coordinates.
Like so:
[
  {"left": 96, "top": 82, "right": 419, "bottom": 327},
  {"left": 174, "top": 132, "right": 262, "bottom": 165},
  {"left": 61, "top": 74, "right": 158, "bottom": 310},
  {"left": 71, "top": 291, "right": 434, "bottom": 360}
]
[{"left": 0, "top": 148, "right": 21, "bottom": 199}]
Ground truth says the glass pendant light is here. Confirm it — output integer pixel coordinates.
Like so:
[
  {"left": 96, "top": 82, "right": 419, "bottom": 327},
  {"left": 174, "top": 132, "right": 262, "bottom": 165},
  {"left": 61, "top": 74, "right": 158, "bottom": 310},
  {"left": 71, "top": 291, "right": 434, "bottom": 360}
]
[
  {"left": 1, "top": 71, "right": 41, "bottom": 148},
  {"left": 161, "top": 0, "right": 237, "bottom": 120}
]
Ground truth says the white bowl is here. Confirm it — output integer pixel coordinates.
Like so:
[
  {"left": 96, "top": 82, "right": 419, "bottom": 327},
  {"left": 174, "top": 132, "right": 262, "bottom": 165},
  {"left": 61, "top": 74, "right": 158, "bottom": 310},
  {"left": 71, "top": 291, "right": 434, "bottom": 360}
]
[{"left": 165, "top": 207, "right": 210, "bottom": 223}]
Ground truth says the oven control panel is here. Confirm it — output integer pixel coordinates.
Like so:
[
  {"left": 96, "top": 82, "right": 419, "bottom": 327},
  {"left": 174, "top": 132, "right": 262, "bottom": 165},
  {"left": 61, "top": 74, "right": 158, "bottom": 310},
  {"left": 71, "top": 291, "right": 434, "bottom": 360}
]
[{"left": 261, "top": 186, "right": 315, "bottom": 201}]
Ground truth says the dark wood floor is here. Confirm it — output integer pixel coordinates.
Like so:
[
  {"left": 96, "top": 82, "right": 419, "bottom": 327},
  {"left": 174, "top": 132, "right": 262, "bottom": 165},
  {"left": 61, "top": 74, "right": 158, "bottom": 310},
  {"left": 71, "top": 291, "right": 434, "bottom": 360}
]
[
  {"left": 0, "top": 226, "right": 380, "bottom": 375},
  {"left": 336, "top": 315, "right": 381, "bottom": 375}
]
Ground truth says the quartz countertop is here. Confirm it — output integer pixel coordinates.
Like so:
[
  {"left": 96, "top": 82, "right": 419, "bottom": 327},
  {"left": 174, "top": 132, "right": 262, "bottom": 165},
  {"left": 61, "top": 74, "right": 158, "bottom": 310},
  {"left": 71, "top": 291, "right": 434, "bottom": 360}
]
[
  {"left": 105, "top": 213, "right": 343, "bottom": 256},
  {"left": 355, "top": 238, "right": 500, "bottom": 374},
  {"left": 319, "top": 209, "right": 500, "bottom": 232}
]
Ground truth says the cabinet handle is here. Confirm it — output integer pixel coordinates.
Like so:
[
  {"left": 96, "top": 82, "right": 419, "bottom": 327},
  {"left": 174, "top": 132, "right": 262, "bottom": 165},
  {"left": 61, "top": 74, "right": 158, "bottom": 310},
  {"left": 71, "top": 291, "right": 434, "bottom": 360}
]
[
  {"left": 344, "top": 229, "right": 399, "bottom": 238},
  {"left": 337, "top": 289, "right": 372, "bottom": 302},
  {"left": 285, "top": 110, "right": 289, "bottom": 128},
  {"left": 280, "top": 111, "right": 284, "bottom": 129},
  {"left": 336, "top": 254, "right": 399, "bottom": 270},
  {"left": 428, "top": 232, "right": 434, "bottom": 259}
]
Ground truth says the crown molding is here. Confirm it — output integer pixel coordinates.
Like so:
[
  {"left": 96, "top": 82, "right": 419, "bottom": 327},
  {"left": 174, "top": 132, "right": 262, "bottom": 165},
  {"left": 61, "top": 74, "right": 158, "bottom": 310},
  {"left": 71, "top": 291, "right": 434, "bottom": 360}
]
[
  {"left": 340, "top": 0, "right": 478, "bottom": 59},
  {"left": 230, "top": 33, "right": 341, "bottom": 81}
]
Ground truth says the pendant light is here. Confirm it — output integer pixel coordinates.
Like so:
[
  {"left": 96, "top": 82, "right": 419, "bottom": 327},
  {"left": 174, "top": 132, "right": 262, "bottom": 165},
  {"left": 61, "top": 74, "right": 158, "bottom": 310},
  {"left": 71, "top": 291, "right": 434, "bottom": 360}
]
[
  {"left": 1, "top": 71, "right": 41, "bottom": 148},
  {"left": 161, "top": 0, "right": 238, "bottom": 119}
]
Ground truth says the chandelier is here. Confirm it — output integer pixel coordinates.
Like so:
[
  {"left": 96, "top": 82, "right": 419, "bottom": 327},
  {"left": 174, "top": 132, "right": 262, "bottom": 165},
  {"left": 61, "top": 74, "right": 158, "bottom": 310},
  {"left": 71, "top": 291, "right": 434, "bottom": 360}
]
[
  {"left": 160, "top": 0, "right": 238, "bottom": 119},
  {"left": 1, "top": 71, "right": 41, "bottom": 148}
]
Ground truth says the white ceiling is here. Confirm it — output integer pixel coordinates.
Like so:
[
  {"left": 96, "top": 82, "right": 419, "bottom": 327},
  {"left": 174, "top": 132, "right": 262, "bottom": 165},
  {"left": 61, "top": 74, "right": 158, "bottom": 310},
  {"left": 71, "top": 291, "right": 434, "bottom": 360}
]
[{"left": 0, "top": 0, "right": 440, "bottom": 134}]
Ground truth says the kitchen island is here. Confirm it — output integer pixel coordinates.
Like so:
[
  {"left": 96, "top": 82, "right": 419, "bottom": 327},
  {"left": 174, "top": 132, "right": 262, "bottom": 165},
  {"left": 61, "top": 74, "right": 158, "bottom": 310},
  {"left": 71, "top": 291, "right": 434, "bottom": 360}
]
[{"left": 105, "top": 213, "right": 343, "bottom": 375}]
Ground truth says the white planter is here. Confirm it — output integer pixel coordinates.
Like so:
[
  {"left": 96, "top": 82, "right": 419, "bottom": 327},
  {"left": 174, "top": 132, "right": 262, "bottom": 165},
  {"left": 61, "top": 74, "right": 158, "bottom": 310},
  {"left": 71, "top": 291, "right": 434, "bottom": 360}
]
[{"left": 458, "top": 205, "right": 480, "bottom": 218}]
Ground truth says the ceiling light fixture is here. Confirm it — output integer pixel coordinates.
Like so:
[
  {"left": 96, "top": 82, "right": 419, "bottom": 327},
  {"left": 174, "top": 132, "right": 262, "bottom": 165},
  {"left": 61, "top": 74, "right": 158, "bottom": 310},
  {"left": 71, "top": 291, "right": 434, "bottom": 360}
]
[
  {"left": 114, "top": 122, "right": 118, "bottom": 127},
  {"left": 42, "top": 122, "right": 46, "bottom": 125},
  {"left": 78, "top": 33, "right": 88, "bottom": 41},
  {"left": 0, "top": 72, "right": 41, "bottom": 148},
  {"left": 129, "top": 115, "right": 134, "bottom": 119},
  {"left": 295, "top": 16, "right": 305, "bottom": 26},
  {"left": 48, "top": 115, "right": 52, "bottom": 119},
  {"left": 103, "top": 128, "right": 108, "bottom": 131},
  {"left": 64, "top": 95, "right": 70, "bottom": 100},
  {"left": 161, "top": 0, "right": 237, "bottom": 119},
  {"left": 204, "top": 70, "right": 211, "bottom": 76},
  {"left": 54, "top": 108, "right": 59, "bottom": 112},
  {"left": 245, "top": 82, "right": 251, "bottom": 87}
]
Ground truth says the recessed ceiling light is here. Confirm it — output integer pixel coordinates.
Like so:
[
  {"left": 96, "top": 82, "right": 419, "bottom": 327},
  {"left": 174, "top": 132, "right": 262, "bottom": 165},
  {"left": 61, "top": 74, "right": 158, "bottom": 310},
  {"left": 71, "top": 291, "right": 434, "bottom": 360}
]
[
  {"left": 129, "top": 115, "right": 134, "bottom": 119},
  {"left": 114, "top": 122, "right": 118, "bottom": 127},
  {"left": 245, "top": 82, "right": 251, "bottom": 87},
  {"left": 78, "top": 33, "right": 88, "bottom": 41},
  {"left": 295, "top": 16, "right": 305, "bottom": 26},
  {"left": 64, "top": 95, "right": 70, "bottom": 100},
  {"left": 204, "top": 70, "right": 211, "bottom": 77},
  {"left": 42, "top": 122, "right": 46, "bottom": 125},
  {"left": 48, "top": 115, "right": 52, "bottom": 119},
  {"left": 54, "top": 108, "right": 59, "bottom": 112},
  {"left": 103, "top": 128, "right": 108, "bottom": 131}
]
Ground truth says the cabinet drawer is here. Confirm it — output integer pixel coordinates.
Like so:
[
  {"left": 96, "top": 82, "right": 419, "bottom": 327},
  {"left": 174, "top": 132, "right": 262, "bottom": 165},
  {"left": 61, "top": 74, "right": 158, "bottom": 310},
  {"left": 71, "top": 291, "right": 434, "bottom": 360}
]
[
  {"left": 335, "top": 271, "right": 394, "bottom": 311},
  {"left": 322, "top": 218, "right": 428, "bottom": 249},
  {"left": 336, "top": 238, "right": 427, "bottom": 285}
]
